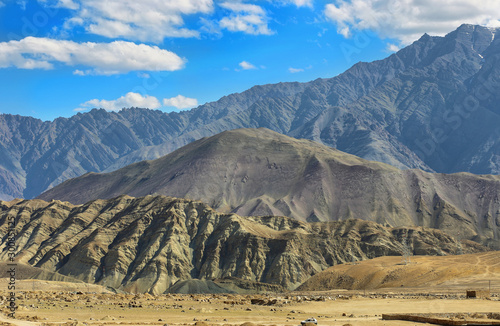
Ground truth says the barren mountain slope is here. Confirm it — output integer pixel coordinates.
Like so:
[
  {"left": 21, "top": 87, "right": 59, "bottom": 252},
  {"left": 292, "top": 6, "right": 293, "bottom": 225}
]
[
  {"left": 38, "top": 128, "right": 500, "bottom": 247},
  {"left": 297, "top": 251, "right": 500, "bottom": 291},
  {"left": 0, "top": 195, "right": 485, "bottom": 294}
]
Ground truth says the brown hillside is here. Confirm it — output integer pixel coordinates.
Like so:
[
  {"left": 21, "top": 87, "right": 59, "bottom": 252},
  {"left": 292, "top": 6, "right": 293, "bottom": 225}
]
[
  {"left": 37, "top": 128, "right": 500, "bottom": 247},
  {"left": 297, "top": 251, "right": 500, "bottom": 291}
]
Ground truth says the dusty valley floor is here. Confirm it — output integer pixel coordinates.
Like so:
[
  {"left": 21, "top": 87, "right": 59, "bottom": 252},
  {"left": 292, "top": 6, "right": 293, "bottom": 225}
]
[
  {"left": 0, "top": 284, "right": 499, "bottom": 326},
  {"left": 1, "top": 253, "right": 499, "bottom": 326}
]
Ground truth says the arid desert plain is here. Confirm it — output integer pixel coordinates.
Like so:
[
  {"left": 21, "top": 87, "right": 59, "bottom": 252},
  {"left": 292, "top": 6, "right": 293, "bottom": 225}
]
[{"left": 1, "top": 252, "right": 499, "bottom": 326}]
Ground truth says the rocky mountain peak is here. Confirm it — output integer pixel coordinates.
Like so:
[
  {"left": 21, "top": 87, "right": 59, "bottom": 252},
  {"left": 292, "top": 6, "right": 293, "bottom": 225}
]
[{"left": 448, "top": 24, "right": 495, "bottom": 53}]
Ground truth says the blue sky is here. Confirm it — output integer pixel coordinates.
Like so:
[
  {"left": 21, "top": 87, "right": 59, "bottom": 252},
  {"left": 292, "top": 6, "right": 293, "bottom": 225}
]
[{"left": 1, "top": 0, "right": 500, "bottom": 121}]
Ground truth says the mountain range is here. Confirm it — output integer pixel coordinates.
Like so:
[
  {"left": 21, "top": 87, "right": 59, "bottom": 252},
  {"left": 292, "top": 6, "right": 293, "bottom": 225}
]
[
  {"left": 37, "top": 128, "right": 500, "bottom": 248},
  {"left": 1, "top": 24, "right": 499, "bottom": 200},
  {"left": 0, "top": 195, "right": 486, "bottom": 294}
]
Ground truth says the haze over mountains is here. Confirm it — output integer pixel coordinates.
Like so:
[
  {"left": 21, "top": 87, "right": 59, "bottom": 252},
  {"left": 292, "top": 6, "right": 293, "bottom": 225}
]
[{"left": 1, "top": 24, "right": 500, "bottom": 200}]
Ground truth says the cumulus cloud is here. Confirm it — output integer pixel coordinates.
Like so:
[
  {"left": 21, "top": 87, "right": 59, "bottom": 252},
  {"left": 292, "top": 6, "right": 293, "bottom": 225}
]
[
  {"left": 219, "top": 2, "right": 273, "bottom": 35},
  {"left": 49, "top": 0, "right": 214, "bottom": 42},
  {"left": 324, "top": 0, "right": 500, "bottom": 44},
  {"left": 239, "top": 61, "right": 257, "bottom": 70},
  {"left": 288, "top": 67, "right": 304, "bottom": 73},
  {"left": 0, "top": 37, "right": 185, "bottom": 75},
  {"left": 163, "top": 95, "right": 198, "bottom": 110},
  {"left": 77, "top": 92, "right": 161, "bottom": 111}
]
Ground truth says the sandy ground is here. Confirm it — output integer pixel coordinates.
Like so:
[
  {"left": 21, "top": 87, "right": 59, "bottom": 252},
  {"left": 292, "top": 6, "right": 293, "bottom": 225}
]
[
  {"left": 1, "top": 252, "right": 499, "bottom": 326},
  {"left": 0, "top": 287, "right": 499, "bottom": 326}
]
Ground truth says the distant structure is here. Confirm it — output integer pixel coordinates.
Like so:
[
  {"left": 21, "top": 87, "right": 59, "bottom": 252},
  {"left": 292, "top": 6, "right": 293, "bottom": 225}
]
[{"left": 466, "top": 290, "right": 490, "bottom": 299}]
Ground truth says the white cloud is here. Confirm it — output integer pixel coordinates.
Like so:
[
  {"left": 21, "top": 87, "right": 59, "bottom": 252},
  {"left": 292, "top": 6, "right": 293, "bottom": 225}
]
[
  {"left": 163, "top": 95, "right": 198, "bottom": 110},
  {"left": 288, "top": 67, "right": 304, "bottom": 73},
  {"left": 0, "top": 1, "right": 5, "bottom": 8},
  {"left": 200, "top": 17, "right": 223, "bottom": 36},
  {"left": 76, "top": 93, "right": 199, "bottom": 112},
  {"left": 277, "top": 0, "right": 313, "bottom": 7},
  {"left": 63, "top": 17, "right": 84, "bottom": 30},
  {"left": 324, "top": 0, "right": 500, "bottom": 44},
  {"left": 0, "top": 37, "right": 185, "bottom": 75},
  {"left": 77, "top": 92, "right": 161, "bottom": 111},
  {"left": 49, "top": 0, "right": 214, "bottom": 42},
  {"left": 387, "top": 43, "right": 400, "bottom": 52},
  {"left": 239, "top": 61, "right": 257, "bottom": 70},
  {"left": 219, "top": 2, "right": 273, "bottom": 35},
  {"left": 58, "top": 0, "right": 79, "bottom": 9}
]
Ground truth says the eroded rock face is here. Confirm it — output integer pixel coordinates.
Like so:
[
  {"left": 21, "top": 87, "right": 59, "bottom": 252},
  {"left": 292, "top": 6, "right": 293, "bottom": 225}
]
[
  {"left": 0, "top": 195, "right": 487, "bottom": 294},
  {"left": 38, "top": 128, "right": 500, "bottom": 247}
]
